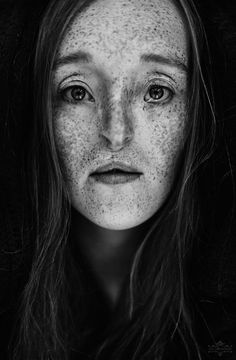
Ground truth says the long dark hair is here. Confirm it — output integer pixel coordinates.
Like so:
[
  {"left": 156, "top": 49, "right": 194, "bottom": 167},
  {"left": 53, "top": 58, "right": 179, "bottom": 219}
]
[{"left": 10, "top": 0, "right": 216, "bottom": 359}]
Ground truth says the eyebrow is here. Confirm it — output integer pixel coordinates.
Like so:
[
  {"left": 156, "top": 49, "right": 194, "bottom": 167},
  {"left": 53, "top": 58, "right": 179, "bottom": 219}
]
[
  {"left": 140, "top": 53, "right": 187, "bottom": 72},
  {"left": 53, "top": 50, "right": 93, "bottom": 69},
  {"left": 54, "top": 50, "right": 187, "bottom": 72}
]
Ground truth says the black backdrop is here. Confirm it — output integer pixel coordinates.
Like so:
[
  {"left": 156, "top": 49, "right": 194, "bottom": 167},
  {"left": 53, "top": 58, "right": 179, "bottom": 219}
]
[{"left": 0, "top": 0, "right": 236, "bottom": 359}]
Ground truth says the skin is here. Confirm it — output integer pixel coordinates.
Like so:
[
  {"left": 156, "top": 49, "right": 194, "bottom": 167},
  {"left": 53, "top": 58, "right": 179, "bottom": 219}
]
[{"left": 52, "top": 0, "right": 188, "bottom": 305}]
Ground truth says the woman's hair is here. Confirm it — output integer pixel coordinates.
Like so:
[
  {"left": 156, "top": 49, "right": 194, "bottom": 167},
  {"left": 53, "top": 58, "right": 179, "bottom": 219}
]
[{"left": 9, "top": 0, "right": 216, "bottom": 359}]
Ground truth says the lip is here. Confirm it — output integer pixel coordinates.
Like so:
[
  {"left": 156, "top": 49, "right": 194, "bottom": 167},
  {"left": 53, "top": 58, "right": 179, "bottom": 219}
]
[
  {"left": 89, "top": 162, "right": 143, "bottom": 185},
  {"left": 91, "top": 162, "right": 142, "bottom": 175}
]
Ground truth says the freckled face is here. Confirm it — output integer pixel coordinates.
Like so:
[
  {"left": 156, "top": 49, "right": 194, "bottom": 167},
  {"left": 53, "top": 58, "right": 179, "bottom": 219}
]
[{"left": 53, "top": 0, "right": 188, "bottom": 230}]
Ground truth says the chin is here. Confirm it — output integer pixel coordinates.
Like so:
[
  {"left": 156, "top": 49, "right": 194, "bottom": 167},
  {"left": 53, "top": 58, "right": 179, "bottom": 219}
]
[{"left": 79, "top": 208, "right": 156, "bottom": 230}]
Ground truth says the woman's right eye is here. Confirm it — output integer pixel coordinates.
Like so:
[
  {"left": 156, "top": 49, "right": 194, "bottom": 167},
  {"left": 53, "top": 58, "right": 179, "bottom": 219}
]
[{"left": 60, "top": 85, "right": 95, "bottom": 104}]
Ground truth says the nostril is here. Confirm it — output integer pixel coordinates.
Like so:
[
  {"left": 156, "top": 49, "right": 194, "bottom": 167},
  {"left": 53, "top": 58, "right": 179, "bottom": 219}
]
[
  {"left": 101, "top": 129, "right": 133, "bottom": 151},
  {"left": 101, "top": 120, "right": 133, "bottom": 145},
  {"left": 103, "top": 137, "right": 125, "bottom": 151}
]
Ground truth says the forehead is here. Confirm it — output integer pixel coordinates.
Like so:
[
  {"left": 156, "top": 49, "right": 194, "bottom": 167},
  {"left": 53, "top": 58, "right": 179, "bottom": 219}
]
[{"left": 58, "top": 0, "right": 187, "bottom": 68}]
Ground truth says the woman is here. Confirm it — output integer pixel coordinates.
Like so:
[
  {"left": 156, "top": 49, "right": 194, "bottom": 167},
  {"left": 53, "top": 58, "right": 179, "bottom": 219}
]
[{"left": 8, "top": 0, "right": 216, "bottom": 359}]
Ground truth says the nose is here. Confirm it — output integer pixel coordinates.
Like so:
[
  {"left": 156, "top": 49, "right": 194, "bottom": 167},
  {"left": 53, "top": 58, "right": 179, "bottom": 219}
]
[{"left": 100, "top": 97, "right": 134, "bottom": 151}]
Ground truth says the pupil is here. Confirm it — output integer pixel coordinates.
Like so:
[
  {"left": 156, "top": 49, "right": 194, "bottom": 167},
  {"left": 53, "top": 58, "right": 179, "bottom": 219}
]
[
  {"left": 72, "top": 86, "right": 85, "bottom": 100},
  {"left": 150, "top": 86, "right": 163, "bottom": 100}
]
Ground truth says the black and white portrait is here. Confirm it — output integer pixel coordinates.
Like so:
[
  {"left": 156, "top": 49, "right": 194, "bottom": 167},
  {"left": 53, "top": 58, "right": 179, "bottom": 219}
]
[{"left": 0, "top": 0, "right": 236, "bottom": 359}]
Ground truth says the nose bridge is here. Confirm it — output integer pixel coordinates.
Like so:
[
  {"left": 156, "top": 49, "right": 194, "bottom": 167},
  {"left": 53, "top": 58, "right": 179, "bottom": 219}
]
[{"left": 102, "top": 85, "right": 134, "bottom": 149}]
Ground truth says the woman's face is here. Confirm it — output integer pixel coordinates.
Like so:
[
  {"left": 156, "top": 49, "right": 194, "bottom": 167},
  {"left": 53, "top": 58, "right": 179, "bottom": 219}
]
[{"left": 53, "top": 0, "right": 188, "bottom": 230}]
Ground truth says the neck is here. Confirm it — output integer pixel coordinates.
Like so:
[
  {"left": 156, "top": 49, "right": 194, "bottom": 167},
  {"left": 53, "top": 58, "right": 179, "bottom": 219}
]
[{"left": 71, "top": 209, "right": 152, "bottom": 308}]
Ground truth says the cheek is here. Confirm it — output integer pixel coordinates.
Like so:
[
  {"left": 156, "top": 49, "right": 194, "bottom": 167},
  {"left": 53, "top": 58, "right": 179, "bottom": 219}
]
[
  {"left": 52, "top": 105, "right": 102, "bottom": 188},
  {"left": 154, "top": 106, "right": 186, "bottom": 160},
  {"left": 137, "top": 100, "right": 187, "bottom": 180},
  {"left": 53, "top": 106, "right": 98, "bottom": 165}
]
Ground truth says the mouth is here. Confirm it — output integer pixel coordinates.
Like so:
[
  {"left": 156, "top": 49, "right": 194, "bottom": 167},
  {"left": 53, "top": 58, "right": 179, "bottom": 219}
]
[{"left": 90, "top": 162, "right": 143, "bottom": 185}]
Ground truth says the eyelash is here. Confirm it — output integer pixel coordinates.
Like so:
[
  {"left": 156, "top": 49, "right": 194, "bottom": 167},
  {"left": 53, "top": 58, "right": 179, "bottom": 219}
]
[
  {"left": 144, "top": 84, "right": 174, "bottom": 104},
  {"left": 58, "top": 83, "right": 174, "bottom": 105},
  {"left": 59, "top": 85, "right": 95, "bottom": 104}
]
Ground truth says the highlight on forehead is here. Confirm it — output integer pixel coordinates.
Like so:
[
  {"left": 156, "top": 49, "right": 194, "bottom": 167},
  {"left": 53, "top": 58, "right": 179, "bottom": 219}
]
[{"left": 54, "top": 0, "right": 188, "bottom": 69}]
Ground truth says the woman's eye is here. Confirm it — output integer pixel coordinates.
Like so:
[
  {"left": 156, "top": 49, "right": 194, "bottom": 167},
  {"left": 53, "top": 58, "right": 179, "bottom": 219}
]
[
  {"left": 144, "top": 85, "right": 173, "bottom": 104},
  {"left": 60, "top": 85, "right": 94, "bottom": 104}
]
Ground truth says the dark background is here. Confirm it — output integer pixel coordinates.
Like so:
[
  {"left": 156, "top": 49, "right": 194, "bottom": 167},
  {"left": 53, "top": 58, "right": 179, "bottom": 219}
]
[{"left": 0, "top": 0, "right": 236, "bottom": 359}]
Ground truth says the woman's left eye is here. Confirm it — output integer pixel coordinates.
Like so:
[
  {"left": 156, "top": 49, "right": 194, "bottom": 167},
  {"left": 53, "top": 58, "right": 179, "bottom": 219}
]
[
  {"left": 144, "top": 85, "right": 173, "bottom": 103},
  {"left": 60, "top": 85, "right": 94, "bottom": 104}
]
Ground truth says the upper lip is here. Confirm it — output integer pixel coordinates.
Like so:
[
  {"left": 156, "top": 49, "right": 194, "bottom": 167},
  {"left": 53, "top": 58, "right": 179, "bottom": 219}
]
[{"left": 91, "top": 162, "right": 142, "bottom": 174}]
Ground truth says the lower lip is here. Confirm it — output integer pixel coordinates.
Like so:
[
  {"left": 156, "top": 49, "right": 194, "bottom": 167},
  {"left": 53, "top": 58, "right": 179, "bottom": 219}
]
[{"left": 90, "top": 173, "right": 141, "bottom": 185}]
